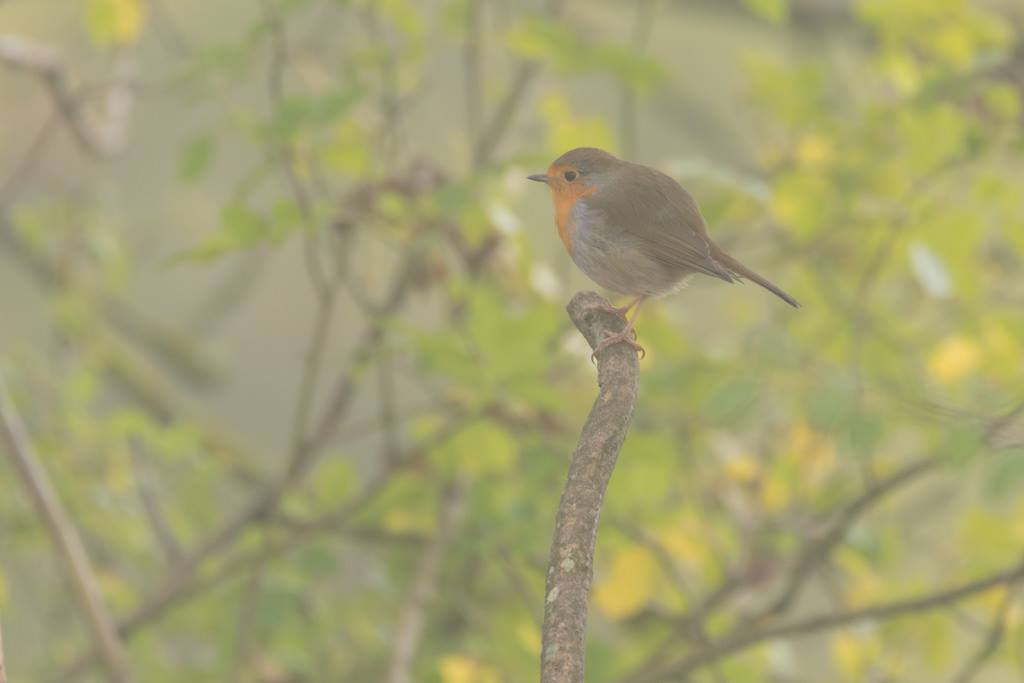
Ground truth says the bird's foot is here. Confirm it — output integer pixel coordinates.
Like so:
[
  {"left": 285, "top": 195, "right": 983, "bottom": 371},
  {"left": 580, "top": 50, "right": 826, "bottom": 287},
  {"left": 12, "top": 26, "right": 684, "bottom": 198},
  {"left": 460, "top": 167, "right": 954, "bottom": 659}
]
[
  {"left": 598, "top": 301, "right": 633, "bottom": 320},
  {"left": 598, "top": 296, "right": 643, "bottom": 321},
  {"left": 591, "top": 328, "right": 646, "bottom": 362}
]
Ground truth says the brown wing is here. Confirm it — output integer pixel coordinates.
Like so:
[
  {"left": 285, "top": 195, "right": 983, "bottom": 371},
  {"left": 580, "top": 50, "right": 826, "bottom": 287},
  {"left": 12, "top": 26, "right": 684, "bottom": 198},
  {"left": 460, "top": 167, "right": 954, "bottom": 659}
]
[{"left": 586, "top": 163, "right": 735, "bottom": 283}]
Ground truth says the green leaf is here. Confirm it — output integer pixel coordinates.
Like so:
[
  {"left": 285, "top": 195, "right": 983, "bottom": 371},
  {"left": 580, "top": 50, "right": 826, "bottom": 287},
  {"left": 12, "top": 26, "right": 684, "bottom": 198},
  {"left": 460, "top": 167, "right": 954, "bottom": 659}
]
[
  {"left": 176, "top": 202, "right": 291, "bottom": 263},
  {"left": 704, "top": 376, "right": 762, "bottom": 425},
  {"left": 741, "top": 0, "right": 788, "bottom": 24},
  {"left": 936, "top": 422, "right": 987, "bottom": 466},
  {"left": 840, "top": 411, "right": 884, "bottom": 459},
  {"left": 260, "top": 87, "right": 366, "bottom": 143},
  {"left": 804, "top": 375, "right": 858, "bottom": 433},
  {"left": 432, "top": 420, "right": 518, "bottom": 477},
  {"left": 982, "top": 449, "right": 1024, "bottom": 499},
  {"left": 506, "top": 17, "right": 665, "bottom": 90},
  {"left": 311, "top": 459, "right": 356, "bottom": 504},
  {"left": 86, "top": 0, "right": 145, "bottom": 47},
  {"left": 178, "top": 133, "right": 216, "bottom": 183}
]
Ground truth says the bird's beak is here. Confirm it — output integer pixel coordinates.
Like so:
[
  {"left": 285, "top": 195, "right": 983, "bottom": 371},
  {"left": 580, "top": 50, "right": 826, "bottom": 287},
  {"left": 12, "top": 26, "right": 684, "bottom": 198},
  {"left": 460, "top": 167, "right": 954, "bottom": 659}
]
[{"left": 527, "top": 173, "right": 550, "bottom": 184}]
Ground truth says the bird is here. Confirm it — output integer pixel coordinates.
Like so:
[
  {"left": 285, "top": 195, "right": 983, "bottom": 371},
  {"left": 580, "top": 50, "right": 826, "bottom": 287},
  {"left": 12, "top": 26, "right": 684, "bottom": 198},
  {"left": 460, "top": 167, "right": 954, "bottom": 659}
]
[{"left": 529, "top": 147, "right": 798, "bottom": 358}]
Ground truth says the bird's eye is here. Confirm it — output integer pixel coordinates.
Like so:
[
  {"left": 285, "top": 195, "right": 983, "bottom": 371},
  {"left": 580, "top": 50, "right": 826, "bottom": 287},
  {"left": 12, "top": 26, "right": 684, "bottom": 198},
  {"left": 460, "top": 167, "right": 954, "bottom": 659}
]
[{"left": 563, "top": 170, "right": 578, "bottom": 182}]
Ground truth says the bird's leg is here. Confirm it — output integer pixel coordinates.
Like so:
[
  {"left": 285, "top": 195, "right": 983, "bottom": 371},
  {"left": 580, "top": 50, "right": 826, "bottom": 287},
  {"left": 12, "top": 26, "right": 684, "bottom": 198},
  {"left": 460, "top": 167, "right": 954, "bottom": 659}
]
[
  {"left": 592, "top": 297, "right": 647, "bottom": 361},
  {"left": 598, "top": 295, "right": 643, "bottom": 321}
]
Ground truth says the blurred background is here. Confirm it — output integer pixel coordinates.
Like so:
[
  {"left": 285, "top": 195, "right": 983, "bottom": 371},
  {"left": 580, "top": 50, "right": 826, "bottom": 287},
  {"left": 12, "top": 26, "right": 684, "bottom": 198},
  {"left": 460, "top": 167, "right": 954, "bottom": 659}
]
[{"left": 2, "top": 0, "right": 1024, "bottom": 681}]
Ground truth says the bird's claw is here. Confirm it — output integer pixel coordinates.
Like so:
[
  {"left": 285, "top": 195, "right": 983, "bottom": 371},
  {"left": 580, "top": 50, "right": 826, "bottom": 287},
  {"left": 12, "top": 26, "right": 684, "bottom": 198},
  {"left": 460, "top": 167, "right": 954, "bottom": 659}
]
[{"left": 590, "top": 328, "right": 646, "bottom": 363}]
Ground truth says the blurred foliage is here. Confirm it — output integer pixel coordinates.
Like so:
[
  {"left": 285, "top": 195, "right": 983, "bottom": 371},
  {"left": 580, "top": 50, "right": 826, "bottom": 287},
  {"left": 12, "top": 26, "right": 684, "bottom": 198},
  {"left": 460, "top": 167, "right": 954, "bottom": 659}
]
[{"left": 2, "top": 0, "right": 1024, "bottom": 682}]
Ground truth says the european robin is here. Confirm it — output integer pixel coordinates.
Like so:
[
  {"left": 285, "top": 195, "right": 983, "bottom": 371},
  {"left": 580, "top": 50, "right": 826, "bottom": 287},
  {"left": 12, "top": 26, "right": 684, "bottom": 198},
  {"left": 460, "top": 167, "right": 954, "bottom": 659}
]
[{"left": 529, "top": 147, "right": 798, "bottom": 358}]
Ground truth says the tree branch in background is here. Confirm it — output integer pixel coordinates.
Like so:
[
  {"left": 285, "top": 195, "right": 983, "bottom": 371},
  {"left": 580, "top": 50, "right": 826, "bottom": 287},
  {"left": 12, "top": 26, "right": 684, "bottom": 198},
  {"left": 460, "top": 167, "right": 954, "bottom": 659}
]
[
  {"left": 0, "top": 34, "right": 124, "bottom": 159},
  {"left": 51, "top": 406, "right": 473, "bottom": 683},
  {"left": 755, "top": 457, "right": 936, "bottom": 620},
  {"left": 387, "top": 480, "right": 467, "bottom": 683},
  {"left": 620, "top": 0, "right": 657, "bottom": 158},
  {"left": 0, "top": 213, "right": 219, "bottom": 388},
  {"left": 472, "top": 0, "right": 566, "bottom": 167},
  {"left": 0, "top": 618, "right": 7, "bottom": 683},
  {"left": 0, "top": 379, "right": 135, "bottom": 683},
  {"left": 541, "top": 292, "right": 641, "bottom": 683},
  {"left": 948, "top": 584, "right": 1017, "bottom": 683},
  {"left": 629, "top": 558, "right": 1024, "bottom": 683}
]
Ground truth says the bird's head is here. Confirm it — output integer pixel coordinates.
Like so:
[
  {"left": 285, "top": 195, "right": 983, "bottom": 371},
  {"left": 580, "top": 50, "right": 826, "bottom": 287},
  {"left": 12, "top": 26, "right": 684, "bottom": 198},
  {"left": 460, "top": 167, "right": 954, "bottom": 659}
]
[{"left": 528, "top": 147, "right": 619, "bottom": 203}]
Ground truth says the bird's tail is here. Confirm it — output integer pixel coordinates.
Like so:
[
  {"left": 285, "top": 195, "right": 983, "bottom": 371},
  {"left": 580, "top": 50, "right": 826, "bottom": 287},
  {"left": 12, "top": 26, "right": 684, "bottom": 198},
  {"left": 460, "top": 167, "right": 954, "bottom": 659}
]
[{"left": 712, "top": 247, "right": 800, "bottom": 308}]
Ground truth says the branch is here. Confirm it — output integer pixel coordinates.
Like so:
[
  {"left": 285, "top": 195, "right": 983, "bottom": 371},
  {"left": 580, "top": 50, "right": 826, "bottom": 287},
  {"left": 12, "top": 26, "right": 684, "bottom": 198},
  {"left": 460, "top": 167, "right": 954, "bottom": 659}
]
[
  {"left": 0, "top": 33, "right": 60, "bottom": 74},
  {"left": 630, "top": 559, "right": 1024, "bottom": 682},
  {"left": 472, "top": 0, "right": 566, "bottom": 167},
  {"left": 0, "top": 34, "right": 122, "bottom": 158},
  {"left": 755, "top": 457, "right": 935, "bottom": 619},
  {"left": 0, "top": 379, "right": 135, "bottom": 683},
  {"left": 948, "top": 583, "right": 1017, "bottom": 683},
  {"left": 541, "top": 292, "right": 641, "bottom": 683},
  {"left": 130, "top": 443, "right": 185, "bottom": 565},
  {"left": 51, "top": 411, "right": 471, "bottom": 683},
  {"left": 0, "top": 618, "right": 6, "bottom": 683},
  {"left": 0, "top": 213, "right": 219, "bottom": 388},
  {"left": 387, "top": 480, "right": 467, "bottom": 683}
]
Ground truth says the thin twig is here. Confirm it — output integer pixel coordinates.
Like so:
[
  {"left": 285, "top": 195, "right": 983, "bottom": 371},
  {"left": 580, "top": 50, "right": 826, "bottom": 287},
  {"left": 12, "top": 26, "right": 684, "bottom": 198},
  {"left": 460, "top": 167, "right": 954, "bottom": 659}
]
[
  {"left": 948, "top": 584, "right": 1017, "bottom": 683},
  {"left": 0, "top": 111, "right": 59, "bottom": 205},
  {"left": 387, "top": 480, "right": 467, "bottom": 683},
  {"left": 0, "top": 379, "right": 135, "bottom": 683},
  {"left": 0, "top": 34, "right": 116, "bottom": 158},
  {"left": 472, "top": 0, "right": 566, "bottom": 167},
  {"left": 0, "top": 618, "right": 7, "bottom": 683},
  {"left": 620, "top": 0, "right": 656, "bottom": 158},
  {"left": 541, "top": 292, "right": 641, "bottom": 683},
  {"left": 229, "top": 543, "right": 267, "bottom": 683},
  {"left": 756, "top": 457, "right": 935, "bottom": 619},
  {"left": 463, "top": 0, "right": 483, "bottom": 152},
  {"left": 0, "top": 213, "right": 219, "bottom": 387},
  {"left": 624, "top": 456, "right": 939, "bottom": 683},
  {"left": 52, "top": 411, "right": 472, "bottom": 683},
  {"left": 626, "top": 559, "right": 1024, "bottom": 682},
  {"left": 130, "top": 442, "right": 185, "bottom": 565}
]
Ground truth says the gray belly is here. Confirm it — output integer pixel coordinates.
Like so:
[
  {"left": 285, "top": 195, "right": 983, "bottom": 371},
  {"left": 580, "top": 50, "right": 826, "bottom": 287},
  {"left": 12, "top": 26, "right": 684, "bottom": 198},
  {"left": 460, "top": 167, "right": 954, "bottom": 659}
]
[{"left": 570, "top": 216, "right": 688, "bottom": 297}]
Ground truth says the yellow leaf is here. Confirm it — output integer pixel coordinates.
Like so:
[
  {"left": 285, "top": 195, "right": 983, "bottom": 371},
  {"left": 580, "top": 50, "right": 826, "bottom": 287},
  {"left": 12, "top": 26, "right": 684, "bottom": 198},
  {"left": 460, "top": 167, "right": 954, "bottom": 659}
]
[
  {"left": 927, "top": 335, "right": 981, "bottom": 384},
  {"left": 540, "top": 93, "right": 616, "bottom": 156},
  {"left": 981, "top": 322, "right": 1019, "bottom": 370},
  {"left": 918, "top": 613, "right": 953, "bottom": 670},
  {"left": 835, "top": 547, "right": 885, "bottom": 606},
  {"left": 787, "top": 423, "right": 837, "bottom": 485},
  {"left": 382, "top": 508, "right": 434, "bottom": 535},
  {"left": 760, "top": 473, "right": 790, "bottom": 512},
  {"left": 594, "top": 545, "right": 657, "bottom": 619},
  {"left": 1013, "top": 499, "right": 1024, "bottom": 544},
  {"left": 1007, "top": 598, "right": 1023, "bottom": 628},
  {"left": 876, "top": 52, "right": 921, "bottom": 94},
  {"left": 741, "top": 0, "right": 788, "bottom": 24},
  {"left": 516, "top": 621, "right": 541, "bottom": 654},
  {"left": 929, "top": 24, "right": 975, "bottom": 68},
  {"left": 983, "top": 84, "right": 1021, "bottom": 121},
  {"left": 86, "top": 0, "right": 147, "bottom": 47},
  {"left": 831, "top": 631, "right": 879, "bottom": 680},
  {"left": 439, "top": 655, "right": 476, "bottom": 683},
  {"left": 723, "top": 452, "right": 761, "bottom": 483},
  {"left": 438, "top": 655, "right": 500, "bottom": 683},
  {"left": 660, "top": 529, "right": 706, "bottom": 574},
  {"left": 323, "top": 120, "right": 372, "bottom": 175},
  {"left": 795, "top": 134, "right": 833, "bottom": 168}
]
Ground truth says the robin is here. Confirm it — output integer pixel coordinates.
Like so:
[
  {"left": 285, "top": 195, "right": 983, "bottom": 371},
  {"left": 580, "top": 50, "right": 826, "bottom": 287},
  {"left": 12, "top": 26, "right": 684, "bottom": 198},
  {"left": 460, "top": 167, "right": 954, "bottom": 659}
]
[{"left": 529, "top": 147, "right": 798, "bottom": 358}]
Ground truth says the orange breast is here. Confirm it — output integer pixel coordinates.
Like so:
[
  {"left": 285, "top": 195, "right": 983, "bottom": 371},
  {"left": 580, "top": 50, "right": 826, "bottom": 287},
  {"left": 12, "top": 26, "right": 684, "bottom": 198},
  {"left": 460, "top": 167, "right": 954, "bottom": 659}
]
[
  {"left": 553, "top": 193, "right": 578, "bottom": 254},
  {"left": 551, "top": 184, "right": 596, "bottom": 255}
]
